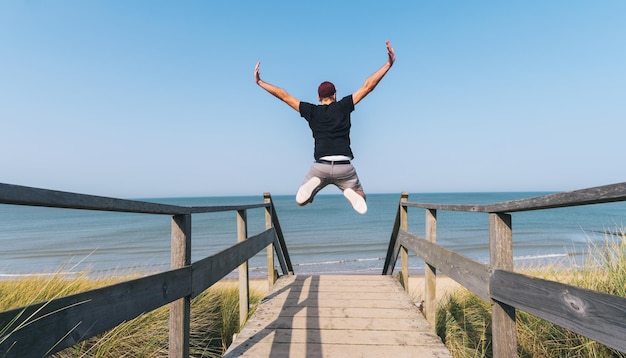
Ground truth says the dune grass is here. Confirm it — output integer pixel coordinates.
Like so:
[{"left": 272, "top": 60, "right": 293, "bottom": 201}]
[
  {"left": 0, "top": 273, "right": 264, "bottom": 357},
  {"left": 436, "top": 228, "right": 626, "bottom": 358}
]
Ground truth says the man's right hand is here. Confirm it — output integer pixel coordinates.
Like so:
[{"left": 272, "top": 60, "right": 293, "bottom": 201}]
[
  {"left": 254, "top": 61, "right": 262, "bottom": 84},
  {"left": 386, "top": 40, "right": 395, "bottom": 66}
]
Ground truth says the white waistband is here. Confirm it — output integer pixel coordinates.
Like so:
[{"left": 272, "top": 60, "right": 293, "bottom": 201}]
[{"left": 320, "top": 155, "right": 351, "bottom": 161}]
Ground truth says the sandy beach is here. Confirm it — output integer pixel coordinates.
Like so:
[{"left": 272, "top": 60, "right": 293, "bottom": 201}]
[{"left": 407, "top": 275, "right": 463, "bottom": 303}]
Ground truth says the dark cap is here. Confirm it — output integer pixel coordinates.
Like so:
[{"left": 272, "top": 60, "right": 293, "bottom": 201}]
[{"left": 318, "top": 81, "right": 336, "bottom": 98}]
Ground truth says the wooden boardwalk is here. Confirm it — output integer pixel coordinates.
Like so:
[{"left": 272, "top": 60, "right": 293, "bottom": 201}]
[{"left": 223, "top": 275, "right": 452, "bottom": 358}]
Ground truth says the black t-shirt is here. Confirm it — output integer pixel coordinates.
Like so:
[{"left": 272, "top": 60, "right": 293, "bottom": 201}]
[{"left": 299, "top": 95, "right": 355, "bottom": 160}]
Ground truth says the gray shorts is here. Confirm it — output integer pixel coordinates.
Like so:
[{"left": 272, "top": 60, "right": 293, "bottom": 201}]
[{"left": 300, "top": 161, "right": 364, "bottom": 196}]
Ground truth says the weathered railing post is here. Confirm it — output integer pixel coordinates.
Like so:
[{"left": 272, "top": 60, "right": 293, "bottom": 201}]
[
  {"left": 489, "top": 213, "right": 517, "bottom": 357},
  {"left": 400, "top": 193, "right": 409, "bottom": 291},
  {"left": 169, "top": 214, "right": 191, "bottom": 358},
  {"left": 237, "top": 209, "right": 249, "bottom": 328},
  {"left": 264, "top": 193, "right": 276, "bottom": 290},
  {"left": 424, "top": 208, "right": 437, "bottom": 327}
]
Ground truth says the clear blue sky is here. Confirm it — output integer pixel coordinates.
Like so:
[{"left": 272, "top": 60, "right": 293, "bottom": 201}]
[{"left": 1, "top": 1, "right": 624, "bottom": 198}]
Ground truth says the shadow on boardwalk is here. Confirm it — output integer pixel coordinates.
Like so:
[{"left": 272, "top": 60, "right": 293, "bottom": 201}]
[{"left": 224, "top": 275, "right": 452, "bottom": 358}]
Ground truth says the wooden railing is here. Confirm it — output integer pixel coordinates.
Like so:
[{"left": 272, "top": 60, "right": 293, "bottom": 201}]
[
  {"left": 0, "top": 183, "right": 293, "bottom": 357},
  {"left": 383, "top": 182, "right": 626, "bottom": 357}
]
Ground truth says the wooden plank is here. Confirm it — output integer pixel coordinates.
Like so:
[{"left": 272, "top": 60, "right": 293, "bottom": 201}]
[
  {"left": 404, "top": 182, "right": 626, "bottom": 213},
  {"left": 238, "top": 209, "right": 250, "bottom": 327},
  {"left": 264, "top": 193, "right": 276, "bottom": 289},
  {"left": 0, "top": 183, "right": 266, "bottom": 215},
  {"left": 250, "top": 306, "right": 425, "bottom": 319},
  {"left": 249, "top": 315, "right": 429, "bottom": 331},
  {"left": 489, "top": 213, "right": 517, "bottom": 358},
  {"left": 259, "top": 276, "right": 413, "bottom": 298},
  {"left": 268, "top": 286, "right": 413, "bottom": 296},
  {"left": 188, "top": 202, "right": 268, "bottom": 214},
  {"left": 0, "top": 268, "right": 191, "bottom": 357},
  {"left": 225, "top": 275, "right": 451, "bottom": 358},
  {"left": 382, "top": 193, "right": 408, "bottom": 275},
  {"left": 190, "top": 228, "right": 274, "bottom": 298},
  {"left": 276, "top": 277, "right": 402, "bottom": 293},
  {"left": 491, "top": 270, "right": 626, "bottom": 352},
  {"left": 0, "top": 182, "right": 187, "bottom": 214},
  {"left": 272, "top": 235, "right": 289, "bottom": 277},
  {"left": 282, "top": 275, "right": 402, "bottom": 289},
  {"left": 285, "top": 274, "right": 392, "bottom": 282},
  {"left": 424, "top": 208, "right": 437, "bottom": 327},
  {"left": 224, "top": 342, "right": 452, "bottom": 358},
  {"left": 260, "top": 298, "right": 417, "bottom": 310},
  {"left": 404, "top": 201, "right": 483, "bottom": 212},
  {"left": 169, "top": 214, "right": 191, "bottom": 358},
  {"left": 400, "top": 194, "right": 409, "bottom": 290},
  {"left": 398, "top": 230, "right": 490, "bottom": 301},
  {"left": 261, "top": 291, "right": 412, "bottom": 304},
  {"left": 483, "top": 181, "right": 626, "bottom": 213},
  {"left": 268, "top": 196, "right": 294, "bottom": 274},
  {"left": 0, "top": 182, "right": 269, "bottom": 215},
  {"left": 231, "top": 328, "right": 447, "bottom": 346}
]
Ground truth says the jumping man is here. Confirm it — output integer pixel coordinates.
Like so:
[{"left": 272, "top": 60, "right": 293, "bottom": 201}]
[{"left": 254, "top": 40, "right": 396, "bottom": 214}]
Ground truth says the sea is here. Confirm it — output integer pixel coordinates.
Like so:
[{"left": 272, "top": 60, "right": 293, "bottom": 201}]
[{"left": 1, "top": 192, "right": 625, "bottom": 279}]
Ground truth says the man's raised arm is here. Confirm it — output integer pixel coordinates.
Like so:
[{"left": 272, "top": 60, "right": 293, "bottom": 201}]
[
  {"left": 352, "top": 40, "right": 396, "bottom": 105},
  {"left": 254, "top": 62, "right": 300, "bottom": 112}
]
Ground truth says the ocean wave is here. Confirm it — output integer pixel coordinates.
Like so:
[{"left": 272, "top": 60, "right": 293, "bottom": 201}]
[
  {"left": 291, "top": 257, "right": 384, "bottom": 267},
  {"left": 513, "top": 253, "right": 568, "bottom": 261}
]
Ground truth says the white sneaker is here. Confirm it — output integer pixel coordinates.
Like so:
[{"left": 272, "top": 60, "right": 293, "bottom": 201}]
[
  {"left": 343, "top": 188, "right": 367, "bottom": 214},
  {"left": 296, "top": 177, "right": 321, "bottom": 205}
]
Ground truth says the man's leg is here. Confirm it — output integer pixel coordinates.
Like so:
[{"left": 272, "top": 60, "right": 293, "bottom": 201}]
[
  {"left": 332, "top": 164, "right": 368, "bottom": 214},
  {"left": 295, "top": 163, "right": 327, "bottom": 206},
  {"left": 296, "top": 177, "right": 321, "bottom": 206},
  {"left": 343, "top": 188, "right": 367, "bottom": 214}
]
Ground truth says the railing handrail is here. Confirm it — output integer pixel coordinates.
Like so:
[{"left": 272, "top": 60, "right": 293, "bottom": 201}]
[
  {"left": 404, "top": 181, "right": 626, "bottom": 213},
  {"left": 0, "top": 183, "right": 292, "bottom": 357},
  {"left": 384, "top": 181, "right": 626, "bottom": 356},
  {"left": 0, "top": 183, "right": 269, "bottom": 215}
]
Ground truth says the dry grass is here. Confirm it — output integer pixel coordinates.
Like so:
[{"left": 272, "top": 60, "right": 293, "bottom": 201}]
[
  {"left": 0, "top": 273, "right": 264, "bottom": 357},
  {"left": 436, "top": 228, "right": 626, "bottom": 358}
]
